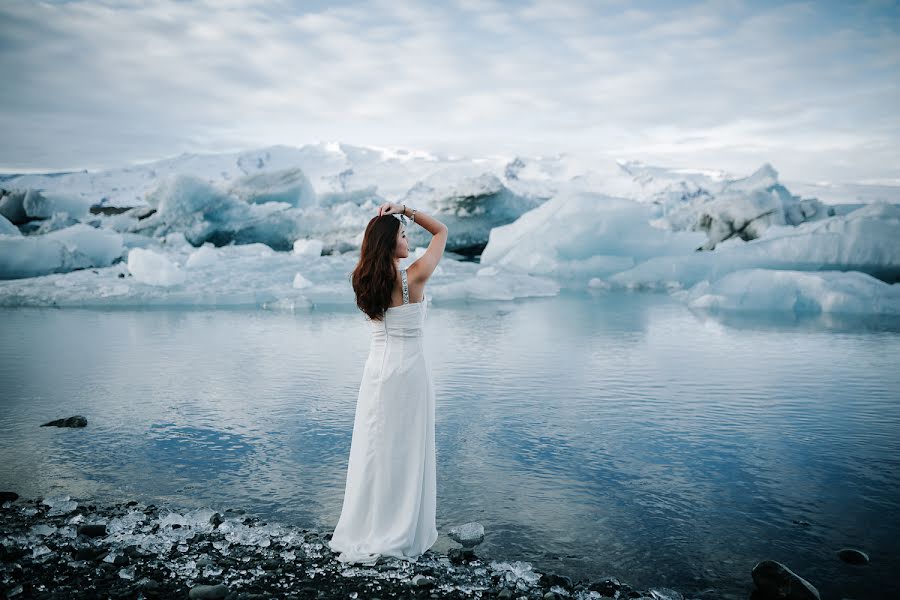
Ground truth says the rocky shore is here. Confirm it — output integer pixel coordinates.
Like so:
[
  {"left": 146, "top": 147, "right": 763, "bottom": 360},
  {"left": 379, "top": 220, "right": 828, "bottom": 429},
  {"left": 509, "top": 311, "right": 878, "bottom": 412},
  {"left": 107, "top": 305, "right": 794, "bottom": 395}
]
[{"left": 0, "top": 493, "right": 695, "bottom": 600}]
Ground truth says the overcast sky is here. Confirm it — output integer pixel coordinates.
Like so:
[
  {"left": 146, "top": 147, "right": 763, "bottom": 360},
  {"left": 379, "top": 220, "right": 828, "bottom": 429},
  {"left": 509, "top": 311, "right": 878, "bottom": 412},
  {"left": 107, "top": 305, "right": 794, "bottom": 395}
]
[{"left": 1, "top": 0, "right": 898, "bottom": 182}]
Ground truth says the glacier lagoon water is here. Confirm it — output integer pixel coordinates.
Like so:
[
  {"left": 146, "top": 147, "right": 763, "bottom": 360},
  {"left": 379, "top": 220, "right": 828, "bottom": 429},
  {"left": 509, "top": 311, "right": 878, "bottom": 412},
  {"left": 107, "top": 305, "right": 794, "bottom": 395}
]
[{"left": 1, "top": 292, "right": 898, "bottom": 599}]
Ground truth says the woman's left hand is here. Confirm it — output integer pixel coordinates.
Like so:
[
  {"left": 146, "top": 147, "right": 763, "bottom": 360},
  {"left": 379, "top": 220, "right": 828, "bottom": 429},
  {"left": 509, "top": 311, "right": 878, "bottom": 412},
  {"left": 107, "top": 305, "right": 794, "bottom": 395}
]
[{"left": 378, "top": 202, "right": 401, "bottom": 216}]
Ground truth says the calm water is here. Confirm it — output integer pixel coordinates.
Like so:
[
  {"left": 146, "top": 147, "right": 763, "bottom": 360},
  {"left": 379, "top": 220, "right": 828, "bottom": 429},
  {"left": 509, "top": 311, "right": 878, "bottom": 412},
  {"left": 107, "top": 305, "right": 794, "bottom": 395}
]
[{"left": 1, "top": 293, "right": 899, "bottom": 599}]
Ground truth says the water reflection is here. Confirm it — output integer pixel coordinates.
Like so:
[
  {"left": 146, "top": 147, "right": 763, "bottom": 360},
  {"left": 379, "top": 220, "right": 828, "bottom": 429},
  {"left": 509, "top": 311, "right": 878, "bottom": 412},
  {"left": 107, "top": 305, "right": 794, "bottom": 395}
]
[{"left": 1, "top": 293, "right": 898, "bottom": 600}]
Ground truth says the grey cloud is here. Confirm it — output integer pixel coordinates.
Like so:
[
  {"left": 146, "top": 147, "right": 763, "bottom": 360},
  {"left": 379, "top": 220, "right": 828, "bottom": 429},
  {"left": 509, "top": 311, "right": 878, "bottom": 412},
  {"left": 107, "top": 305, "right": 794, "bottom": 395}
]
[{"left": 0, "top": 0, "right": 897, "bottom": 183}]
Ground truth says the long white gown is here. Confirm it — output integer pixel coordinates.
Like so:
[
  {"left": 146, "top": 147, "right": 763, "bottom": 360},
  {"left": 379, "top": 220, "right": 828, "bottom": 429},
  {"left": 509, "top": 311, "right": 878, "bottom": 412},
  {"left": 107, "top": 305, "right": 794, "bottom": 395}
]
[{"left": 328, "top": 268, "right": 438, "bottom": 565}]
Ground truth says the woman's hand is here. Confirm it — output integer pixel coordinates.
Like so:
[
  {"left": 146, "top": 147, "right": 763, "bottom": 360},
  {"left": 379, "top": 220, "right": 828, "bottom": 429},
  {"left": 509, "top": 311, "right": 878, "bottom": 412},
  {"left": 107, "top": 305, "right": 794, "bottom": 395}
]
[{"left": 377, "top": 202, "right": 402, "bottom": 217}]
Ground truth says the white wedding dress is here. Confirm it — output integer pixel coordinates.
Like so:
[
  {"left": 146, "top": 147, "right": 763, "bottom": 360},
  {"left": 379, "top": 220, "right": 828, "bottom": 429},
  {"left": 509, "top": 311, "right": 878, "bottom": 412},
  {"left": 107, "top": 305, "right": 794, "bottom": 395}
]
[{"left": 328, "top": 268, "right": 438, "bottom": 564}]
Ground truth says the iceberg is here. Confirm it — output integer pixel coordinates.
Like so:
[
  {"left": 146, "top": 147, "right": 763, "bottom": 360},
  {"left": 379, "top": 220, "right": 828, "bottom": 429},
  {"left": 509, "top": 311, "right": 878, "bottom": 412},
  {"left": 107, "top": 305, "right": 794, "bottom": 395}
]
[
  {"left": 0, "top": 188, "right": 94, "bottom": 230},
  {"left": 658, "top": 164, "right": 832, "bottom": 250},
  {"left": 608, "top": 201, "right": 900, "bottom": 290},
  {"left": 480, "top": 191, "right": 706, "bottom": 282},
  {"left": 0, "top": 223, "right": 125, "bottom": 280},
  {"left": 2, "top": 144, "right": 898, "bottom": 319},
  {"left": 401, "top": 172, "right": 545, "bottom": 254},
  {"left": 227, "top": 168, "right": 316, "bottom": 208},
  {"left": 0, "top": 213, "right": 20, "bottom": 236}
]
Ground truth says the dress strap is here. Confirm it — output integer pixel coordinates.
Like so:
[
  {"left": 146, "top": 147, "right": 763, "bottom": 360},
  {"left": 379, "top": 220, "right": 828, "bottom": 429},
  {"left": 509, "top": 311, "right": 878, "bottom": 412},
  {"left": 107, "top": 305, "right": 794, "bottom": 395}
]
[{"left": 401, "top": 268, "right": 409, "bottom": 305}]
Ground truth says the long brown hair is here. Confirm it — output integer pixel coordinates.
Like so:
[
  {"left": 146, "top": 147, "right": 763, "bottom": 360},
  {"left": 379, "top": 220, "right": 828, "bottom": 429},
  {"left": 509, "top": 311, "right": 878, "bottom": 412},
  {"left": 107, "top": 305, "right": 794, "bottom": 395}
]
[{"left": 352, "top": 215, "right": 401, "bottom": 320}]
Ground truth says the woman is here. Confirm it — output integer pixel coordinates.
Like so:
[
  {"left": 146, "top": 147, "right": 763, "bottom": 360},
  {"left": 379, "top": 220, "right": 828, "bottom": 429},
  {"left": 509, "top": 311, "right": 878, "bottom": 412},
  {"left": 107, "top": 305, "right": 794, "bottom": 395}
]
[{"left": 328, "top": 201, "right": 448, "bottom": 565}]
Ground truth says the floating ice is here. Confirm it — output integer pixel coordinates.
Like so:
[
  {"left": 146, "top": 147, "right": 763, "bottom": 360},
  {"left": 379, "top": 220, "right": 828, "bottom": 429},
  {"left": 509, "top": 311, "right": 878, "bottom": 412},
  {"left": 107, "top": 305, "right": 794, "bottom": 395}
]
[
  {"left": 185, "top": 244, "right": 220, "bottom": 269},
  {"left": 292, "top": 272, "right": 313, "bottom": 289},
  {"left": 678, "top": 269, "right": 900, "bottom": 315}
]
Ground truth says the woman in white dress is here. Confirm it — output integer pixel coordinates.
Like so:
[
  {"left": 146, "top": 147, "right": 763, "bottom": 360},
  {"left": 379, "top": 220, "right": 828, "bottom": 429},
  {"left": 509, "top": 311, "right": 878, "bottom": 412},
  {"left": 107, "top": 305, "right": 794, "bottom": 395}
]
[{"left": 328, "top": 201, "right": 448, "bottom": 565}]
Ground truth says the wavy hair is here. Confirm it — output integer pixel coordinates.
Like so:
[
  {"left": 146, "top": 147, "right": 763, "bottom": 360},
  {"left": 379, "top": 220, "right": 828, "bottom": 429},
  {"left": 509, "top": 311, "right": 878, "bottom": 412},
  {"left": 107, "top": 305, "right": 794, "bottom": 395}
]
[{"left": 351, "top": 215, "right": 401, "bottom": 320}]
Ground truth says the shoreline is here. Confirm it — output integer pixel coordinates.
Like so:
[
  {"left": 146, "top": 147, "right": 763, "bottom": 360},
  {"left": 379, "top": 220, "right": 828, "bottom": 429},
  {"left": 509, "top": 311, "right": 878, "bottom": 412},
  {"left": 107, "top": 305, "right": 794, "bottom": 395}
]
[{"left": 0, "top": 493, "right": 696, "bottom": 600}]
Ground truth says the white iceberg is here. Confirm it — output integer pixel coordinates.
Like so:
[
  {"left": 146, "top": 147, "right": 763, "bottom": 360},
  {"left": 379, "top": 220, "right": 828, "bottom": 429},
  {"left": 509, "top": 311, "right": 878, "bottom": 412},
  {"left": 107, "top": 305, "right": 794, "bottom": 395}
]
[
  {"left": 608, "top": 201, "right": 900, "bottom": 290},
  {"left": 0, "top": 223, "right": 125, "bottom": 279},
  {"left": 480, "top": 191, "right": 706, "bottom": 282}
]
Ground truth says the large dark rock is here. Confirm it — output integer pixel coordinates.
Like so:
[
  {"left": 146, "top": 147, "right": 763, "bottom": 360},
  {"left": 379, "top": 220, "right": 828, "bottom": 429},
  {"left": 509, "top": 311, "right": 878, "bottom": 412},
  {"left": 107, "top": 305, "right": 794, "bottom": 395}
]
[
  {"left": 751, "top": 560, "right": 820, "bottom": 600},
  {"left": 0, "top": 492, "right": 18, "bottom": 502},
  {"left": 41, "top": 415, "right": 88, "bottom": 428}
]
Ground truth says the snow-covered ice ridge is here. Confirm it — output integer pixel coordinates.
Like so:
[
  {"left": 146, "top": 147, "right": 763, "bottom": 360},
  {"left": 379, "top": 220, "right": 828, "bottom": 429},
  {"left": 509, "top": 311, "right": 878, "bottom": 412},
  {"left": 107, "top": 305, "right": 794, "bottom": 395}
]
[{"left": 1, "top": 143, "right": 898, "bottom": 317}]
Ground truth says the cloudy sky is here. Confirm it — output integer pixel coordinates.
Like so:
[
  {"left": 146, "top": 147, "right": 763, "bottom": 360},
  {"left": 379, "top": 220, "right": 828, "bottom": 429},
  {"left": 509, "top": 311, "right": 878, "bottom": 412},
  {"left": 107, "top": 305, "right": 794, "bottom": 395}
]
[{"left": 1, "top": 0, "right": 898, "bottom": 182}]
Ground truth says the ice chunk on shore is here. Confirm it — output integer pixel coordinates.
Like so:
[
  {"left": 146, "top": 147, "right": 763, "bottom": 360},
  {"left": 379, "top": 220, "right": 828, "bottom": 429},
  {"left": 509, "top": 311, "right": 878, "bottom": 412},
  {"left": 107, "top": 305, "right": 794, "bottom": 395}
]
[
  {"left": 490, "top": 560, "right": 541, "bottom": 587},
  {"left": 127, "top": 248, "right": 186, "bottom": 286},
  {"left": 0, "top": 224, "right": 125, "bottom": 279},
  {"left": 679, "top": 269, "right": 900, "bottom": 315}
]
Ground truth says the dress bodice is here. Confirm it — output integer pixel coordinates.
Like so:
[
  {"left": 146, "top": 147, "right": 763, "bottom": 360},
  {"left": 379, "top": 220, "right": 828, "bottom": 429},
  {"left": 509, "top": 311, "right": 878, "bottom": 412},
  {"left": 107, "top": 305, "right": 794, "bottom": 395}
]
[{"left": 367, "top": 268, "right": 426, "bottom": 338}]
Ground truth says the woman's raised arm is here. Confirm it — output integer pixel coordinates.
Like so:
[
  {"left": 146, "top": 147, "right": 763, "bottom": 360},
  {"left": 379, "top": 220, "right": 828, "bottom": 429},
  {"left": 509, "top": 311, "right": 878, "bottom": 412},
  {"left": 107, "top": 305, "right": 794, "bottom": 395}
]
[{"left": 377, "top": 202, "right": 448, "bottom": 284}]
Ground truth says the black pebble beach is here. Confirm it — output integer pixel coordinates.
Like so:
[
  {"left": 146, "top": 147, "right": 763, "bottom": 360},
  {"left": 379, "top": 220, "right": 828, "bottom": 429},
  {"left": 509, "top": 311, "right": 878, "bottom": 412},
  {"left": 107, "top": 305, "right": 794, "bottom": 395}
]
[{"left": 0, "top": 494, "right": 696, "bottom": 600}]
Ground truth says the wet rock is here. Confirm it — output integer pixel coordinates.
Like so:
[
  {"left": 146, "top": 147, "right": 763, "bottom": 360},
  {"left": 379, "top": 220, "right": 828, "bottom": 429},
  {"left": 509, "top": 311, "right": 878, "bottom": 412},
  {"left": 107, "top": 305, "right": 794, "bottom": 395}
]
[
  {"left": 209, "top": 512, "right": 224, "bottom": 527},
  {"left": 589, "top": 575, "right": 623, "bottom": 596},
  {"left": 40, "top": 415, "right": 88, "bottom": 427},
  {"left": 448, "top": 547, "right": 477, "bottom": 564},
  {"left": 137, "top": 577, "right": 160, "bottom": 590},
  {"left": 77, "top": 523, "right": 107, "bottom": 538},
  {"left": 73, "top": 546, "right": 104, "bottom": 561},
  {"left": 751, "top": 559, "right": 820, "bottom": 600},
  {"left": 541, "top": 573, "right": 574, "bottom": 590},
  {"left": 189, "top": 583, "right": 228, "bottom": 599},
  {"left": 0, "top": 491, "right": 19, "bottom": 502},
  {"left": 448, "top": 521, "right": 485, "bottom": 547},
  {"left": 650, "top": 588, "right": 684, "bottom": 600},
  {"left": 837, "top": 548, "right": 870, "bottom": 565}
]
